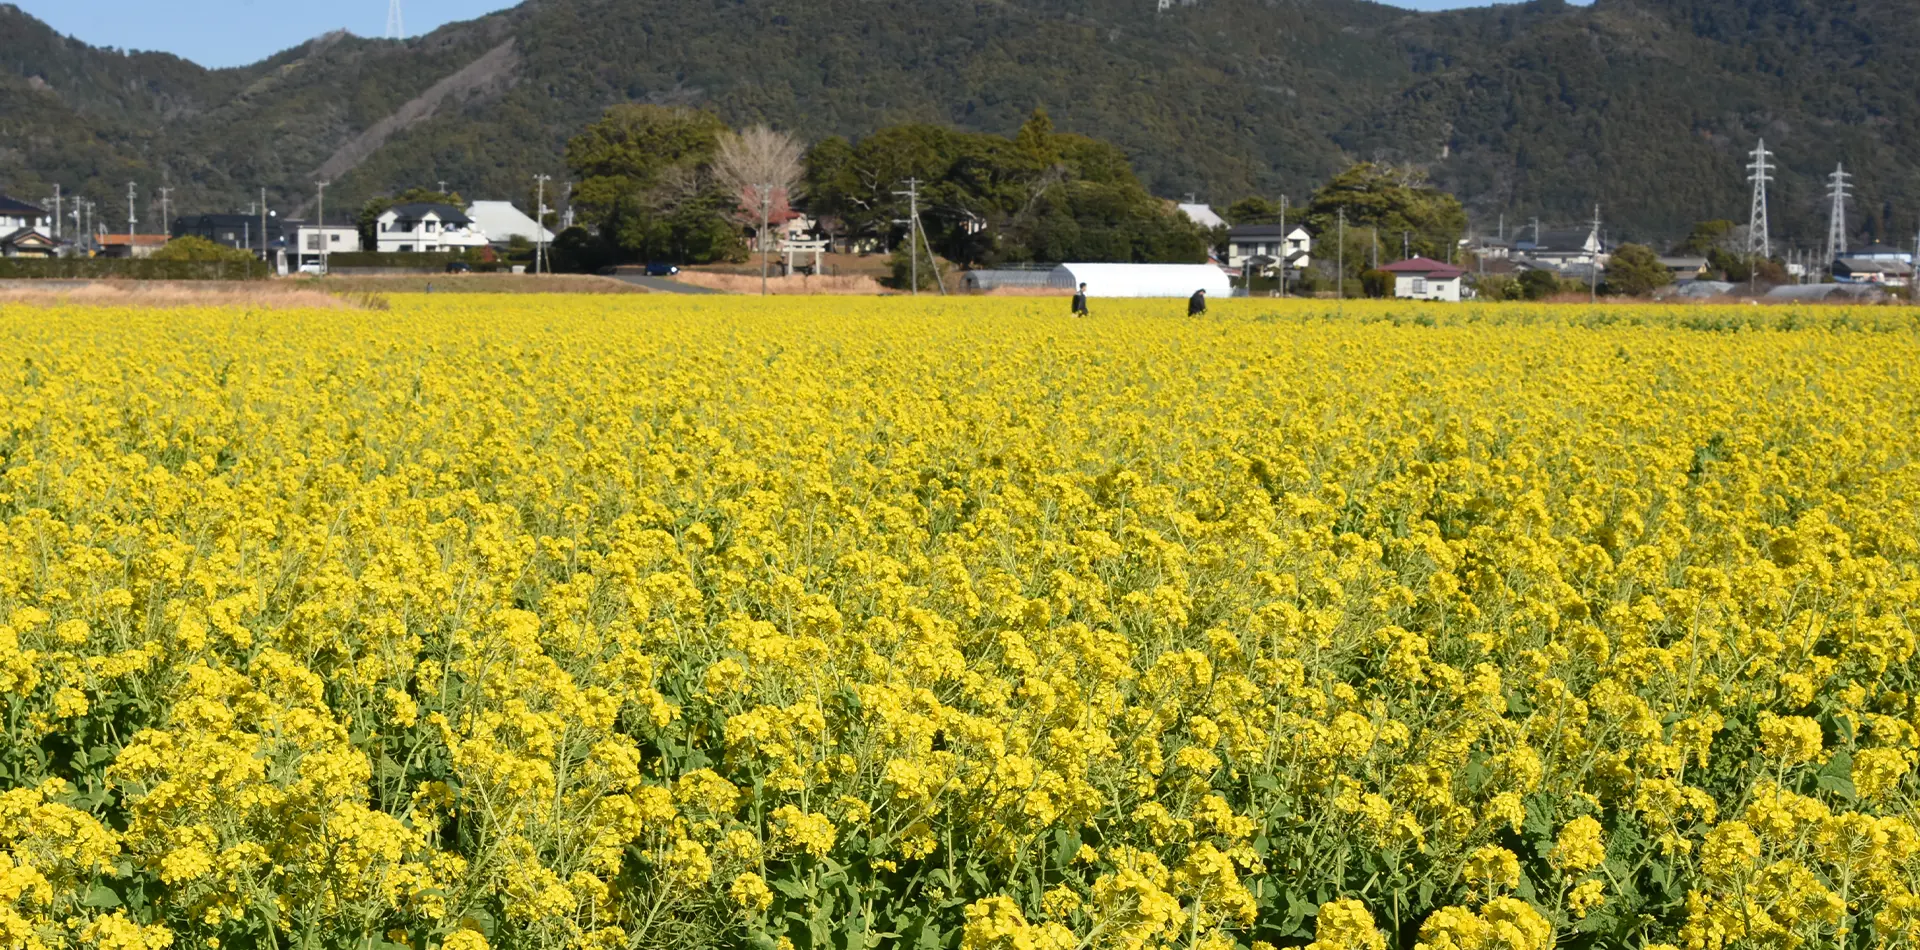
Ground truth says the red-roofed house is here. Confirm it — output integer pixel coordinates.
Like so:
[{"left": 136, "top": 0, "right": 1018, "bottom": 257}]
[
  {"left": 1380, "top": 257, "right": 1466, "bottom": 302},
  {"left": 98, "top": 234, "right": 170, "bottom": 259}
]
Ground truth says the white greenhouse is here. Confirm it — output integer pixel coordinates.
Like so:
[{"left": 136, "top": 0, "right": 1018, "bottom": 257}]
[{"left": 1047, "top": 263, "right": 1232, "bottom": 298}]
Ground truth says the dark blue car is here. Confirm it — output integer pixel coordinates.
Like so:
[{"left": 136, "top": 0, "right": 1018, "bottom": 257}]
[{"left": 646, "top": 261, "right": 681, "bottom": 276}]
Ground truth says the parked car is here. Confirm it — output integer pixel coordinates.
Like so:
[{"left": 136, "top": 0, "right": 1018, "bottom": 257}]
[
  {"left": 646, "top": 261, "right": 681, "bottom": 276},
  {"left": 445, "top": 261, "right": 473, "bottom": 274}
]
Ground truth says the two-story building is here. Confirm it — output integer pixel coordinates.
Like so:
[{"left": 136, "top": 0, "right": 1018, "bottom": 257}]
[
  {"left": 1225, "top": 224, "right": 1311, "bottom": 276},
  {"left": 375, "top": 203, "right": 488, "bottom": 253},
  {"left": 284, "top": 217, "right": 363, "bottom": 271},
  {"left": 172, "top": 213, "right": 284, "bottom": 253},
  {"left": 0, "top": 194, "right": 58, "bottom": 258},
  {"left": 1515, "top": 228, "right": 1604, "bottom": 269}
]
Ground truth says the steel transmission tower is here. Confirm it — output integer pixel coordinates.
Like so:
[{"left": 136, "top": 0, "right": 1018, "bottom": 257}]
[
  {"left": 386, "top": 0, "right": 404, "bottom": 39},
  {"left": 1745, "top": 139, "right": 1773, "bottom": 261},
  {"left": 1825, "top": 163, "right": 1852, "bottom": 269}
]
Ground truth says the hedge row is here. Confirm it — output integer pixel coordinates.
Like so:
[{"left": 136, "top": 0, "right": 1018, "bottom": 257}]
[{"left": 0, "top": 258, "right": 270, "bottom": 280}]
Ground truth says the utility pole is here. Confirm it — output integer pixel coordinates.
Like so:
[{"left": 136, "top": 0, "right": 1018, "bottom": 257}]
[
  {"left": 1336, "top": 207, "right": 1346, "bottom": 301},
  {"left": 759, "top": 180, "right": 773, "bottom": 295},
  {"left": 1277, "top": 194, "right": 1288, "bottom": 297},
  {"left": 1370, "top": 228, "right": 1378, "bottom": 269},
  {"left": 158, "top": 187, "right": 172, "bottom": 238},
  {"left": 386, "top": 0, "right": 405, "bottom": 39},
  {"left": 1825, "top": 163, "right": 1852, "bottom": 279},
  {"left": 51, "top": 184, "right": 61, "bottom": 241},
  {"left": 126, "top": 182, "right": 138, "bottom": 244},
  {"left": 1497, "top": 212, "right": 1504, "bottom": 242},
  {"left": 315, "top": 181, "right": 330, "bottom": 275},
  {"left": 533, "top": 174, "right": 551, "bottom": 276},
  {"left": 893, "top": 178, "right": 922, "bottom": 295},
  {"left": 261, "top": 188, "right": 269, "bottom": 263},
  {"left": 1532, "top": 217, "right": 1541, "bottom": 247},
  {"left": 437, "top": 180, "right": 448, "bottom": 195},
  {"left": 1402, "top": 231, "right": 1410, "bottom": 261},
  {"left": 1588, "top": 204, "right": 1601, "bottom": 303}
]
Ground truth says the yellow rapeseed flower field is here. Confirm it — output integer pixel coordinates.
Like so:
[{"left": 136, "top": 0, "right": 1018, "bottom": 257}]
[{"left": 1, "top": 295, "right": 1918, "bottom": 950}]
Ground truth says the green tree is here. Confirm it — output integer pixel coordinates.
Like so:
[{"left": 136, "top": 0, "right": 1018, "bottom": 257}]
[
  {"left": 1359, "top": 268, "right": 1393, "bottom": 298},
  {"left": 1602, "top": 243, "right": 1672, "bottom": 296},
  {"left": 1518, "top": 268, "right": 1562, "bottom": 300},
  {"left": 1303, "top": 163, "right": 1467, "bottom": 279},
  {"left": 803, "top": 113, "right": 1208, "bottom": 267},
  {"left": 564, "top": 105, "right": 742, "bottom": 264},
  {"left": 1222, "top": 197, "right": 1286, "bottom": 226},
  {"left": 1677, "top": 220, "right": 1736, "bottom": 256},
  {"left": 150, "top": 236, "right": 256, "bottom": 263}
]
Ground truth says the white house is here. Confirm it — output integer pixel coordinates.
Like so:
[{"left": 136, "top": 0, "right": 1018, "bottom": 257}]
[
  {"left": 1517, "top": 228, "right": 1604, "bottom": 267},
  {"left": 1047, "top": 262, "right": 1233, "bottom": 298},
  {"left": 1380, "top": 257, "right": 1466, "bottom": 302},
  {"left": 375, "top": 202, "right": 488, "bottom": 253},
  {"left": 0, "top": 194, "right": 56, "bottom": 257},
  {"left": 1225, "top": 224, "right": 1311, "bottom": 275},
  {"left": 288, "top": 220, "right": 362, "bottom": 270},
  {"left": 1176, "top": 203, "right": 1226, "bottom": 230},
  {"left": 466, "top": 201, "right": 554, "bottom": 249}
]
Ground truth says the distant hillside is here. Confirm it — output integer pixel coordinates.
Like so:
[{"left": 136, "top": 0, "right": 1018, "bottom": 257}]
[{"left": 2, "top": 0, "right": 1916, "bottom": 245}]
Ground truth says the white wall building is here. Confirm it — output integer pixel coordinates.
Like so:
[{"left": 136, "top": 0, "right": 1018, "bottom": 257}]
[
  {"left": 1047, "top": 262, "right": 1233, "bottom": 298},
  {"left": 466, "top": 201, "right": 554, "bottom": 249},
  {"left": 1176, "top": 203, "right": 1226, "bottom": 230},
  {"left": 290, "top": 221, "right": 361, "bottom": 269},
  {"left": 1379, "top": 257, "right": 1466, "bottom": 302},
  {"left": 375, "top": 203, "right": 488, "bottom": 253},
  {"left": 1225, "top": 224, "right": 1311, "bottom": 274}
]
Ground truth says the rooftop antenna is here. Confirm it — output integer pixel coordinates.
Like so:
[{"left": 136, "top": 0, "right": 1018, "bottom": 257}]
[
  {"left": 1746, "top": 138, "right": 1773, "bottom": 262},
  {"left": 386, "top": 0, "right": 405, "bottom": 39},
  {"left": 1825, "top": 163, "right": 1852, "bottom": 273}
]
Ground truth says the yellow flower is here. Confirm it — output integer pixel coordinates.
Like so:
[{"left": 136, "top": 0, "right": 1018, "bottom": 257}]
[
  {"left": 1550, "top": 816, "right": 1607, "bottom": 875},
  {"left": 1462, "top": 845, "right": 1521, "bottom": 893},
  {"left": 728, "top": 872, "right": 773, "bottom": 912},
  {"left": 1757, "top": 713, "right": 1823, "bottom": 766}
]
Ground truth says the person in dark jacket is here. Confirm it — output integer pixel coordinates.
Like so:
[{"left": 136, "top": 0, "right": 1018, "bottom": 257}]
[
  {"left": 1071, "top": 283, "right": 1090, "bottom": 317},
  {"left": 1188, "top": 288, "right": 1207, "bottom": 316}
]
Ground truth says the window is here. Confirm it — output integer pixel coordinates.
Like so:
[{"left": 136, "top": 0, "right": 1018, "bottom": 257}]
[
  {"left": 399, "top": 244, "right": 414, "bottom": 252},
  {"left": 1412, "top": 278, "right": 1427, "bottom": 294},
  {"left": 329, "top": 234, "right": 340, "bottom": 244},
  {"left": 306, "top": 234, "right": 322, "bottom": 250},
  {"left": 425, "top": 221, "right": 438, "bottom": 233}
]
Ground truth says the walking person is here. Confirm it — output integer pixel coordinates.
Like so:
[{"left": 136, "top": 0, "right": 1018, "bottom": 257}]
[
  {"left": 1071, "top": 282, "right": 1090, "bottom": 317},
  {"left": 1187, "top": 288, "right": 1207, "bottom": 316}
]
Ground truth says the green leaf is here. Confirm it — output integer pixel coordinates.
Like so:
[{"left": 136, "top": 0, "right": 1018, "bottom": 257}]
[{"left": 84, "top": 884, "right": 122, "bottom": 908}]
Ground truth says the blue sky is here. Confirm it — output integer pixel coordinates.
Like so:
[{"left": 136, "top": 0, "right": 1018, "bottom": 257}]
[
  {"left": 18, "top": 0, "right": 1512, "bottom": 69},
  {"left": 14, "top": 1, "right": 520, "bottom": 69}
]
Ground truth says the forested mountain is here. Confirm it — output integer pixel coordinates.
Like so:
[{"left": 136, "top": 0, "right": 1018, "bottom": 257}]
[{"left": 2, "top": 0, "right": 1916, "bottom": 245}]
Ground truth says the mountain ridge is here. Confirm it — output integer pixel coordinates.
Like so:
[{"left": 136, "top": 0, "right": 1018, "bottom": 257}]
[{"left": 2, "top": 0, "right": 1915, "bottom": 246}]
